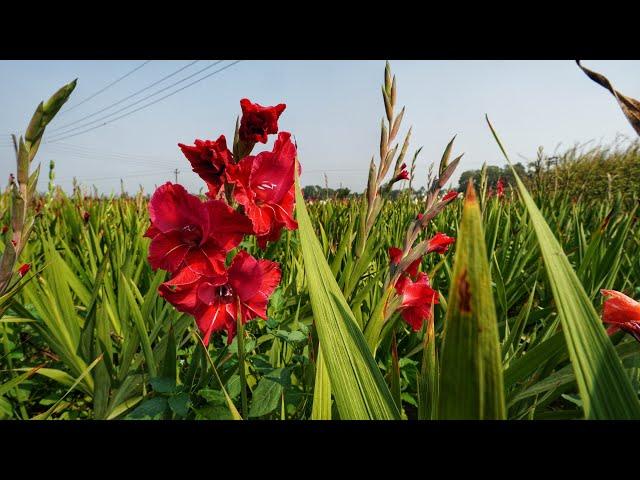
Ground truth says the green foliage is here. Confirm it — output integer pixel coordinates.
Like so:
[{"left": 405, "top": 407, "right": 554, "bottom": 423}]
[{"left": 1, "top": 156, "right": 640, "bottom": 419}]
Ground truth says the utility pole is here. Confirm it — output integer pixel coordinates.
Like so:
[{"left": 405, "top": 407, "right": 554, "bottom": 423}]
[{"left": 174, "top": 168, "right": 179, "bottom": 184}]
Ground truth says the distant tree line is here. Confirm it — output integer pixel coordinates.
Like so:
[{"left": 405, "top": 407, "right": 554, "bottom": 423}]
[
  {"left": 301, "top": 141, "right": 640, "bottom": 203},
  {"left": 302, "top": 185, "right": 353, "bottom": 200},
  {"left": 456, "top": 163, "right": 527, "bottom": 192}
]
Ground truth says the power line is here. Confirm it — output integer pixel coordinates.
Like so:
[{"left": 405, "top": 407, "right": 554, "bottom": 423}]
[
  {"left": 57, "top": 169, "right": 174, "bottom": 183},
  {"left": 46, "top": 141, "right": 167, "bottom": 159},
  {"left": 44, "top": 142, "right": 178, "bottom": 164},
  {"left": 42, "top": 148, "right": 178, "bottom": 169},
  {"left": 45, "top": 60, "right": 243, "bottom": 144},
  {"left": 46, "top": 60, "right": 226, "bottom": 140},
  {"left": 60, "top": 60, "right": 152, "bottom": 115},
  {"left": 49, "top": 60, "right": 200, "bottom": 132}
]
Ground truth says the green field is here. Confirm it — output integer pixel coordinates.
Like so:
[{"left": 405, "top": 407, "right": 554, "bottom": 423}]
[{"left": 2, "top": 62, "right": 640, "bottom": 420}]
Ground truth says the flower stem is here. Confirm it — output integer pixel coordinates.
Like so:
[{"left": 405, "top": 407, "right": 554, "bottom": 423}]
[{"left": 236, "top": 300, "right": 248, "bottom": 418}]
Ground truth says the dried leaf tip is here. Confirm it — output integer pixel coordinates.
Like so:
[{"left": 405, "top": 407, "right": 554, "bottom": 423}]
[{"left": 465, "top": 179, "right": 477, "bottom": 203}]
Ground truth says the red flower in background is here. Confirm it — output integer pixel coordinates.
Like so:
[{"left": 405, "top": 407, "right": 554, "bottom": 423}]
[
  {"left": 442, "top": 190, "right": 459, "bottom": 202},
  {"left": 146, "top": 183, "right": 252, "bottom": 276},
  {"left": 601, "top": 289, "right": 640, "bottom": 342},
  {"left": 228, "top": 132, "right": 298, "bottom": 247},
  {"left": 160, "top": 250, "right": 281, "bottom": 345},
  {"left": 1, "top": 225, "right": 7, "bottom": 234},
  {"left": 239, "top": 99, "right": 286, "bottom": 144},
  {"left": 427, "top": 232, "right": 455, "bottom": 254},
  {"left": 18, "top": 263, "right": 31, "bottom": 277},
  {"left": 178, "top": 136, "right": 233, "bottom": 198},
  {"left": 394, "top": 272, "right": 439, "bottom": 331},
  {"left": 394, "top": 170, "right": 409, "bottom": 182},
  {"left": 389, "top": 231, "right": 455, "bottom": 331},
  {"left": 496, "top": 177, "right": 505, "bottom": 198},
  {"left": 83, "top": 212, "right": 90, "bottom": 223}
]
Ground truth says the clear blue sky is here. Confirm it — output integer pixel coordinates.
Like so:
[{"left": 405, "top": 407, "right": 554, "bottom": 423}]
[{"left": 1, "top": 60, "right": 639, "bottom": 194}]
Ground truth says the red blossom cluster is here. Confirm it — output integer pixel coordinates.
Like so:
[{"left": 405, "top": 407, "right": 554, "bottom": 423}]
[
  {"left": 146, "top": 99, "right": 297, "bottom": 345},
  {"left": 388, "top": 232, "right": 455, "bottom": 331}
]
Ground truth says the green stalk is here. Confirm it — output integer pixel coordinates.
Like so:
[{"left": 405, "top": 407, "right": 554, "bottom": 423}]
[{"left": 236, "top": 299, "right": 248, "bottom": 419}]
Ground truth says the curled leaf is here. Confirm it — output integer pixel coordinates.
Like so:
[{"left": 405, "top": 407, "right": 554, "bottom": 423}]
[{"left": 577, "top": 60, "right": 640, "bottom": 135}]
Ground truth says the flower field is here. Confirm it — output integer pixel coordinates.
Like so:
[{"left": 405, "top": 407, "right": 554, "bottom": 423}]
[{"left": 1, "top": 62, "right": 640, "bottom": 420}]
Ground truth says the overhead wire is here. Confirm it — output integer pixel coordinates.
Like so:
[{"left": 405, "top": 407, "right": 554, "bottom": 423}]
[
  {"left": 45, "top": 60, "right": 230, "bottom": 141},
  {"left": 59, "top": 60, "right": 152, "bottom": 115},
  {"left": 49, "top": 60, "right": 201, "bottom": 132}
]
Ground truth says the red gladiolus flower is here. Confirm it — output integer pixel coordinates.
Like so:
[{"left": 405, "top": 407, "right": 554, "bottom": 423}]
[
  {"left": 178, "top": 136, "right": 233, "bottom": 198},
  {"left": 146, "top": 182, "right": 252, "bottom": 276},
  {"left": 394, "top": 272, "right": 439, "bottom": 331},
  {"left": 601, "top": 289, "right": 640, "bottom": 342},
  {"left": 496, "top": 177, "right": 505, "bottom": 198},
  {"left": 427, "top": 232, "right": 456, "bottom": 254},
  {"left": 228, "top": 132, "right": 298, "bottom": 245},
  {"left": 18, "top": 263, "right": 30, "bottom": 277},
  {"left": 389, "top": 246, "right": 421, "bottom": 277},
  {"left": 160, "top": 250, "right": 281, "bottom": 345},
  {"left": 239, "top": 99, "right": 286, "bottom": 144},
  {"left": 394, "top": 169, "right": 410, "bottom": 182},
  {"left": 443, "top": 190, "right": 458, "bottom": 202}
]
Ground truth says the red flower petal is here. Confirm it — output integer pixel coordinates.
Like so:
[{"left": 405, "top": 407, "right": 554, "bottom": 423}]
[
  {"left": 229, "top": 134, "right": 298, "bottom": 239},
  {"left": 228, "top": 250, "right": 263, "bottom": 302},
  {"left": 205, "top": 199, "right": 254, "bottom": 250},
  {"left": 149, "top": 182, "right": 210, "bottom": 239},
  {"left": 18, "top": 263, "right": 31, "bottom": 277},
  {"left": 427, "top": 232, "right": 456, "bottom": 254},
  {"left": 395, "top": 273, "right": 439, "bottom": 331},
  {"left": 184, "top": 244, "right": 227, "bottom": 276},
  {"left": 388, "top": 247, "right": 403, "bottom": 265},
  {"left": 178, "top": 136, "right": 232, "bottom": 197},
  {"left": 401, "top": 304, "right": 432, "bottom": 332},
  {"left": 601, "top": 290, "right": 640, "bottom": 326},
  {"left": 148, "top": 230, "right": 190, "bottom": 272},
  {"left": 239, "top": 99, "right": 286, "bottom": 144},
  {"left": 442, "top": 190, "right": 459, "bottom": 202},
  {"left": 250, "top": 132, "right": 297, "bottom": 204},
  {"left": 194, "top": 303, "right": 231, "bottom": 346}
]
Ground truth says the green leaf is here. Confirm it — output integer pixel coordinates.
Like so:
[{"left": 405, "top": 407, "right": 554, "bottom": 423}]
[
  {"left": 168, "top": 393, "right": 190, "bottom": 418},
  {"left": 487, "top": 116, "right": 640, "bottom": 419},
  {"left": 248, "top": 368, "right": 286, "bottom": 418},
  {"left": 503, "top": 332, "right": 565, "bottom": 389},
  {"left": 34, "top": 354, "right": 103, "bottom": 420},
  {"left": 0, "top": 365, "right": 43, "bottom": 397},
  {"left": 126, "top": 397, "right": 169, "bottom": 420},
  {"left": 149, "top": 377, "right": 176, "bottom": 395},
  {"left": 438, "top": 182, "right": 506, "bottom": 419},
  {"left": 192, "top": 331, "right": 242, "bottom": 420},
  {"left": 311, "top": 349, "right": 332, "bottom": 420},
  {"left": 295, "top": 177, "right": 400, "bottom": 420}
]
